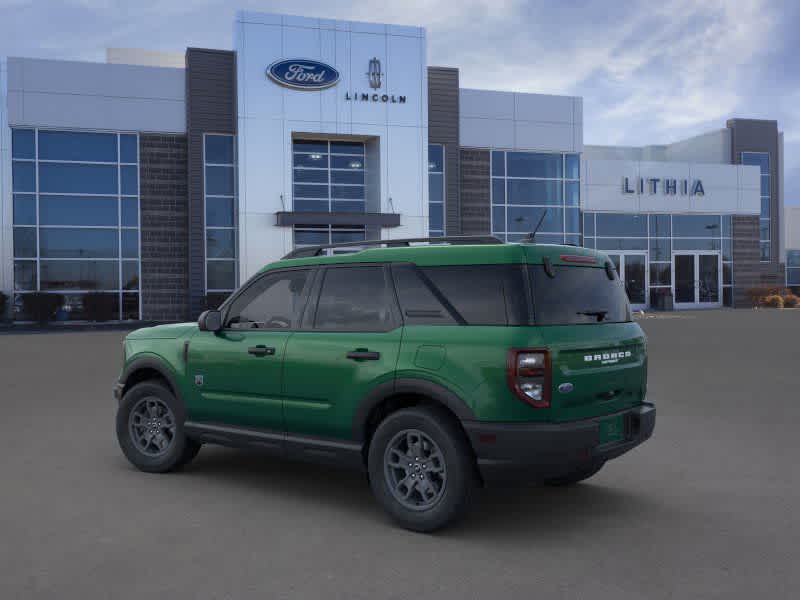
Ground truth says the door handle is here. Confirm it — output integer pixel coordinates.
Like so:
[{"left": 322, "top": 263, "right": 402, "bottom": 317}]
[
  {"left": 248, "top": 345, "right": 275, "bottom": 357},
  {"left": 346, "top": 350, "right": 381, "bottom": 361}
]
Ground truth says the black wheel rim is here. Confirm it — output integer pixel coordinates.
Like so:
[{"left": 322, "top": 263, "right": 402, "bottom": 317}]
[
  {"left": 128, "top": 396, "right": 177, "bottom": 457},
  {"left": 384, "top": 429, "right": 447, "bottom": 511}
]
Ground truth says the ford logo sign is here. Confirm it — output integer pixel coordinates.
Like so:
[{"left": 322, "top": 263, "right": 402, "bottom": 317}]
[{"left": 267, "top": 59, "right": 340, "bottom": 90}]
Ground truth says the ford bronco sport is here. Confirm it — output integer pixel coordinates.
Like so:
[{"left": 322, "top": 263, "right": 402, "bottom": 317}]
[{"left": 114, "top": 236, "right": 655, "bottom": 532}]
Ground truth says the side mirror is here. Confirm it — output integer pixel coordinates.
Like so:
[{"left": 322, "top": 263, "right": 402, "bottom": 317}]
[{"left": 198, "top": 309, "right": 223, "bottom": 332}]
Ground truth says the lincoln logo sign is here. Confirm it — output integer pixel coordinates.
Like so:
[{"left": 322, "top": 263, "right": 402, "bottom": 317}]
[
  {"left": 623, "top": 176, "right": 705, "bottom": 196},
  {"left": 266, "top": 59, "right": 340, "bottom": 90}
]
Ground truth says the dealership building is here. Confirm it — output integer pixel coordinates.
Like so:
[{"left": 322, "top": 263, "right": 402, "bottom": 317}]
[{"left": 0, "top": 10, "right": 795, "bottom": 321}]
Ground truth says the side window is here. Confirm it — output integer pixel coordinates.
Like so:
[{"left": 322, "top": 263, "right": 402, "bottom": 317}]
[
  {"left": 420, "top": 265, "right": 528, "bottom": 325},
  {"left": 226, "top": 269, "right": 311, "bottom": 329},
  {"left": 314, "top": 266, "right": 394, "bottom": 331},
  {"left": 391, "top": 265, "right": 457, "bottom": 325}
]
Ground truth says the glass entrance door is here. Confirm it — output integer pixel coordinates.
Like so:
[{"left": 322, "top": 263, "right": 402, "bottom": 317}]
[
  {"left": 672, "top": 252, "right": 721, "bottom": 309},
  {"left": 607, "top": 253, "right": 648, "bottom": 309}
]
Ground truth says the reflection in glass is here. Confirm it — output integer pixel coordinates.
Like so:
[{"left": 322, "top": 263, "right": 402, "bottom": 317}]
[
  {"left": 40, "top": 260, "right": 119, "bottom": 290},
  {"left": 38, "top": 130, "right": 117, "bottom": 162},
  {"left": 40, "top": 228, "right": 118, "bottom": 258},
  {"left": 40, "top": 195, "right": 118, "bottom": 226},
  {"left": 39, "top": 163, "right": 118, "bottom": 194}
]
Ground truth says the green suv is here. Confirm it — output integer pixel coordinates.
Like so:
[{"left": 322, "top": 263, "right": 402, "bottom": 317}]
[{"left": 114, "top": 237, "right": 655, "bottom": 531}]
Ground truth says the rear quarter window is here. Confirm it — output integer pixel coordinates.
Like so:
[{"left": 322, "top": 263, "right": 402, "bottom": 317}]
[
  {"left": 530, "top": 264, "right": 631, "bottom": 325},
  {"left": 414, "top": 265, "right": 528, "bottom": 326}
]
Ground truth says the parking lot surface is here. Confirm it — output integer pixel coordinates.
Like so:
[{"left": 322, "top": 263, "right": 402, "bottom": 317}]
[{"left": 1, "top": 309, "right": 799, "bottom": 599}]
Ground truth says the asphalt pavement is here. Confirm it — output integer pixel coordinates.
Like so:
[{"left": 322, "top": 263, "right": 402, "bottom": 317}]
[{"left": 1, "top": 309, "right": 798, "bottom": 599}]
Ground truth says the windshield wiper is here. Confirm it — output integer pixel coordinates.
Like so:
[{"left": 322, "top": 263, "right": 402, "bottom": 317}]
[{"left": 577, "top": 310, "right": 608, "bottom": 322}]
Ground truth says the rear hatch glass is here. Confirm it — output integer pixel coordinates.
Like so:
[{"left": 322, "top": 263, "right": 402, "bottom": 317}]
[
  {"left": 529, "top": 264, "right": 631, "bottom": 325},
  {"left": 529, "top": 264, "right": 644, "bottom": 421}
]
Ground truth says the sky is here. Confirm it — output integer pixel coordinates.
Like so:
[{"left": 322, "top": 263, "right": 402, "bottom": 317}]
[{"left": 1, "top": 0, "right": 798, "bottom": 205}]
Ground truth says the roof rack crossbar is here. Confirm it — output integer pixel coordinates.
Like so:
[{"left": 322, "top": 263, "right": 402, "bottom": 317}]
[{"left": 282, "top": 235, "right": 504, "bottom": 259}]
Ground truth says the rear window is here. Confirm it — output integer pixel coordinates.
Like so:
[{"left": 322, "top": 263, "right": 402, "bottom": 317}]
[
  {"left": 416, "top": 265, "right": 528, "bottom": 326},
  {"left": 391, "top": 264, "right": 529, "bottom": 326},
  {"left": 530, "top": 265, "right": 631, "bottom": 325}
]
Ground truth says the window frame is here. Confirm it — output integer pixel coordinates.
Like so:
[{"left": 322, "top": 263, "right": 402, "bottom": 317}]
[
  {"left": 219, "top": 266, "right": 317, "bottom": 332},
  {"left": 304, "top": 263, "right": 402, "bottom": 333},
  {"left": 11, "top": 127, "right": 141, "bottom": 320},
  {"left": 203, "top": 132, "right": 238, "bottom": 294}
]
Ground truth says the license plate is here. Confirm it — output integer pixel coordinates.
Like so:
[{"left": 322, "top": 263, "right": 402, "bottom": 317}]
[{"left": 599, "top": 415, "right": 624, "bottom": 444}]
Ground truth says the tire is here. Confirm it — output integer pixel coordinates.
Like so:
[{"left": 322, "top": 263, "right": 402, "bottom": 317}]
[
  {"left": 368, "top": 406, "right": 477, "bottom": 532},
  {"left": 543, "top": 461, "right": 605, "bottom": 486},
  {"left": 116, "top": 380, "right": 201, "bottom": 473}
]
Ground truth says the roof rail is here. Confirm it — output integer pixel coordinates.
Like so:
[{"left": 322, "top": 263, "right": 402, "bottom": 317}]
[{"left": 282, "top": 235, "right": 504, "bottom": 259}]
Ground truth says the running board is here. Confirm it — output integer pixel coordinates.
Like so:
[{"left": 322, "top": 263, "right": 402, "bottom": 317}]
[{"left": 184, "top": 421, "right": 364, "bottom": 470}]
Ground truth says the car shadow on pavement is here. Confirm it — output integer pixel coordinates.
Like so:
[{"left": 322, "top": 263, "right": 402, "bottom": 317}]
[{"left": 157, "top": 446, "right": 666, "bottom": 536}]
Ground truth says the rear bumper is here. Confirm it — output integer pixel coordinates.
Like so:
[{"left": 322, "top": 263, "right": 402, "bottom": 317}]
[{"left": 463, "top": 403, "right": 655, "bottom": 483}]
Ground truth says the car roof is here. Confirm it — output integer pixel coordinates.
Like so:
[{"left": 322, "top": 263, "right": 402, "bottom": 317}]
[{"left": 259, "top": 243, "right": 609, "bottom": 272}]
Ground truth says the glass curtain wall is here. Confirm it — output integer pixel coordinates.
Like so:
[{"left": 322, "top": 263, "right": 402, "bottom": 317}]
[
  {"left": 583, "top": 212, "right": 734, "bottom": 307},
  {"left": 11, "top": 128, "right": 141, "bottom": 320},
  {"left": 428, "top": 144, "right": 445, "bottom": 237},
  {"left": 741, "top": 152, "right": 771, "bottom": 261},
  {"left": 491, "top": 151, "right": 580, "bottom": 244},
  {"left": 787, "top": 250, "right": 800, "bottom": 289},
  {"left": 291, "top": 139, "right": 366, "bottom": 249},
  {"left": 204, "top": 134, "right": 238, "bottom": 295}
]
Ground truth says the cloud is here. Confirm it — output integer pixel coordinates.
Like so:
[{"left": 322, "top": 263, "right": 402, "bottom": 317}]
[{"left": 0, "top": 0, "right": 796, "bottom": 203}]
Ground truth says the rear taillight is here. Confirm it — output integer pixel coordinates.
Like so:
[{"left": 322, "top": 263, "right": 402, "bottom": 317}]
[{"left": 507, "top": 348, "right": 551, "bottom": 408}]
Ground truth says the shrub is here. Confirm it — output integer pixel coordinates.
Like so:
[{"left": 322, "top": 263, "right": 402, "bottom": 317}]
[
  {"left": 83, "top": 292, "right": 118, "bottom": 322},
  {"left": 0, "top": 291, "right": 7, "bottom": 321},
  {"left": 747, "top": 287, "right": 791, "bottom": 307},
  {"left": 22, "top": 293, "right": 64, "bottom": 324},
  {"left": 782, "top": 294, "right": 799, "bottom": 308},
  {"left": 762, "top": 295, "right": 784, "bottom": 309}
]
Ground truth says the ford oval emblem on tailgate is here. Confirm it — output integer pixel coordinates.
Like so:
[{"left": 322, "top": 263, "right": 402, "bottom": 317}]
[{"left": 558, "top": 382, "right": 574, "bottom": 394}]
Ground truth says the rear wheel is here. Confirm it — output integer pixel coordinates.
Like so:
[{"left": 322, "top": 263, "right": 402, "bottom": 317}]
[
  {"left": 116, "top": 381, "right": 201, "bottom": 473},
  {"left": 368, "top": 406, "right": 477, "bottom": 532},
  {"left": 543, "top": 461, "right": 605, "bottom": 486}
]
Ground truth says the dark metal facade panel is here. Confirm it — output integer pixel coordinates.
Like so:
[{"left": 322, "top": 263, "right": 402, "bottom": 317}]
[
  {"left": 186, "top": 48, "right": 237, "bottom": 319},
  {"left": 139, "top": 134, "right": 189, "bottom": 321},
  {"left": 275, "top": 211, "right": 401, "bottom": 227},
  {"left": 427, "top": 67, "right": 461, "bottom": 235},
  {"left": 459, "top": 148, "right": 491, "bottom": 235},
  {"left": 727, "top": 119, "right": 782, "bottom": 271},
  {"left": 731, "top": 215, "right": 784, "bottom": 305}
]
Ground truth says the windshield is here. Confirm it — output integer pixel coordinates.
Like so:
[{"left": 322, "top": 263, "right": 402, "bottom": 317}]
[{"left": 529, "top": 264, "right": 631, "bottom": 325}]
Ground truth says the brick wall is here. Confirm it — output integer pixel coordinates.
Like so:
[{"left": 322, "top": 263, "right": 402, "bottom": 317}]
[
  {"left": 139, "top": 134, "right": 189, "bottom": 321},
  {"left": 428, "top": 67, "right": 461, "bottom": 235},
  {"left": 459, "top": 149, "right": 491, "bottom": 235},
  {"left": 732, "top": 215, "right": 787, "bottom": 307}
]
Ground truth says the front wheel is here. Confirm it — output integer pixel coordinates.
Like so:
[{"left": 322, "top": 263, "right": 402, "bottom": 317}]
[
  {"left": 116, "top": 381, "right": 201, "bottom": 473},
  {"left": 368, "top": 406, "right": 477, "bottom": 532}
]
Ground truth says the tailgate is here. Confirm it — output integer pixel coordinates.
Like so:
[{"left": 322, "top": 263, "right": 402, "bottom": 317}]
[{"left": 541, "top": 322, "right": 646, "bottom": 422}]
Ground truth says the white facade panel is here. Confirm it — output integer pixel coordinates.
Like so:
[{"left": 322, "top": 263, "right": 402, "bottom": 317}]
[
  {"left": 459, "top": 89, "right": 514, "bottom": 120},
  {"left": 583, "top": 158, "right": 759, "bottom": 215},
  {"left": 236, "top": 11, "right": 428, "bottom": 278},
  {"left": 459, "top": 88, "right": 581, "bottom": 153},
  {"left": 459, "top": 117, "right": 514, "bottom": 149},
  {"left": 784, "top": 206, "right": 800, "bottom": 250},
  {"left": 514, "top": 120, "right": 575, "bottom": 152},
  {"left": 7, "top": 57, "right": 185, "bottom": 133}
]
